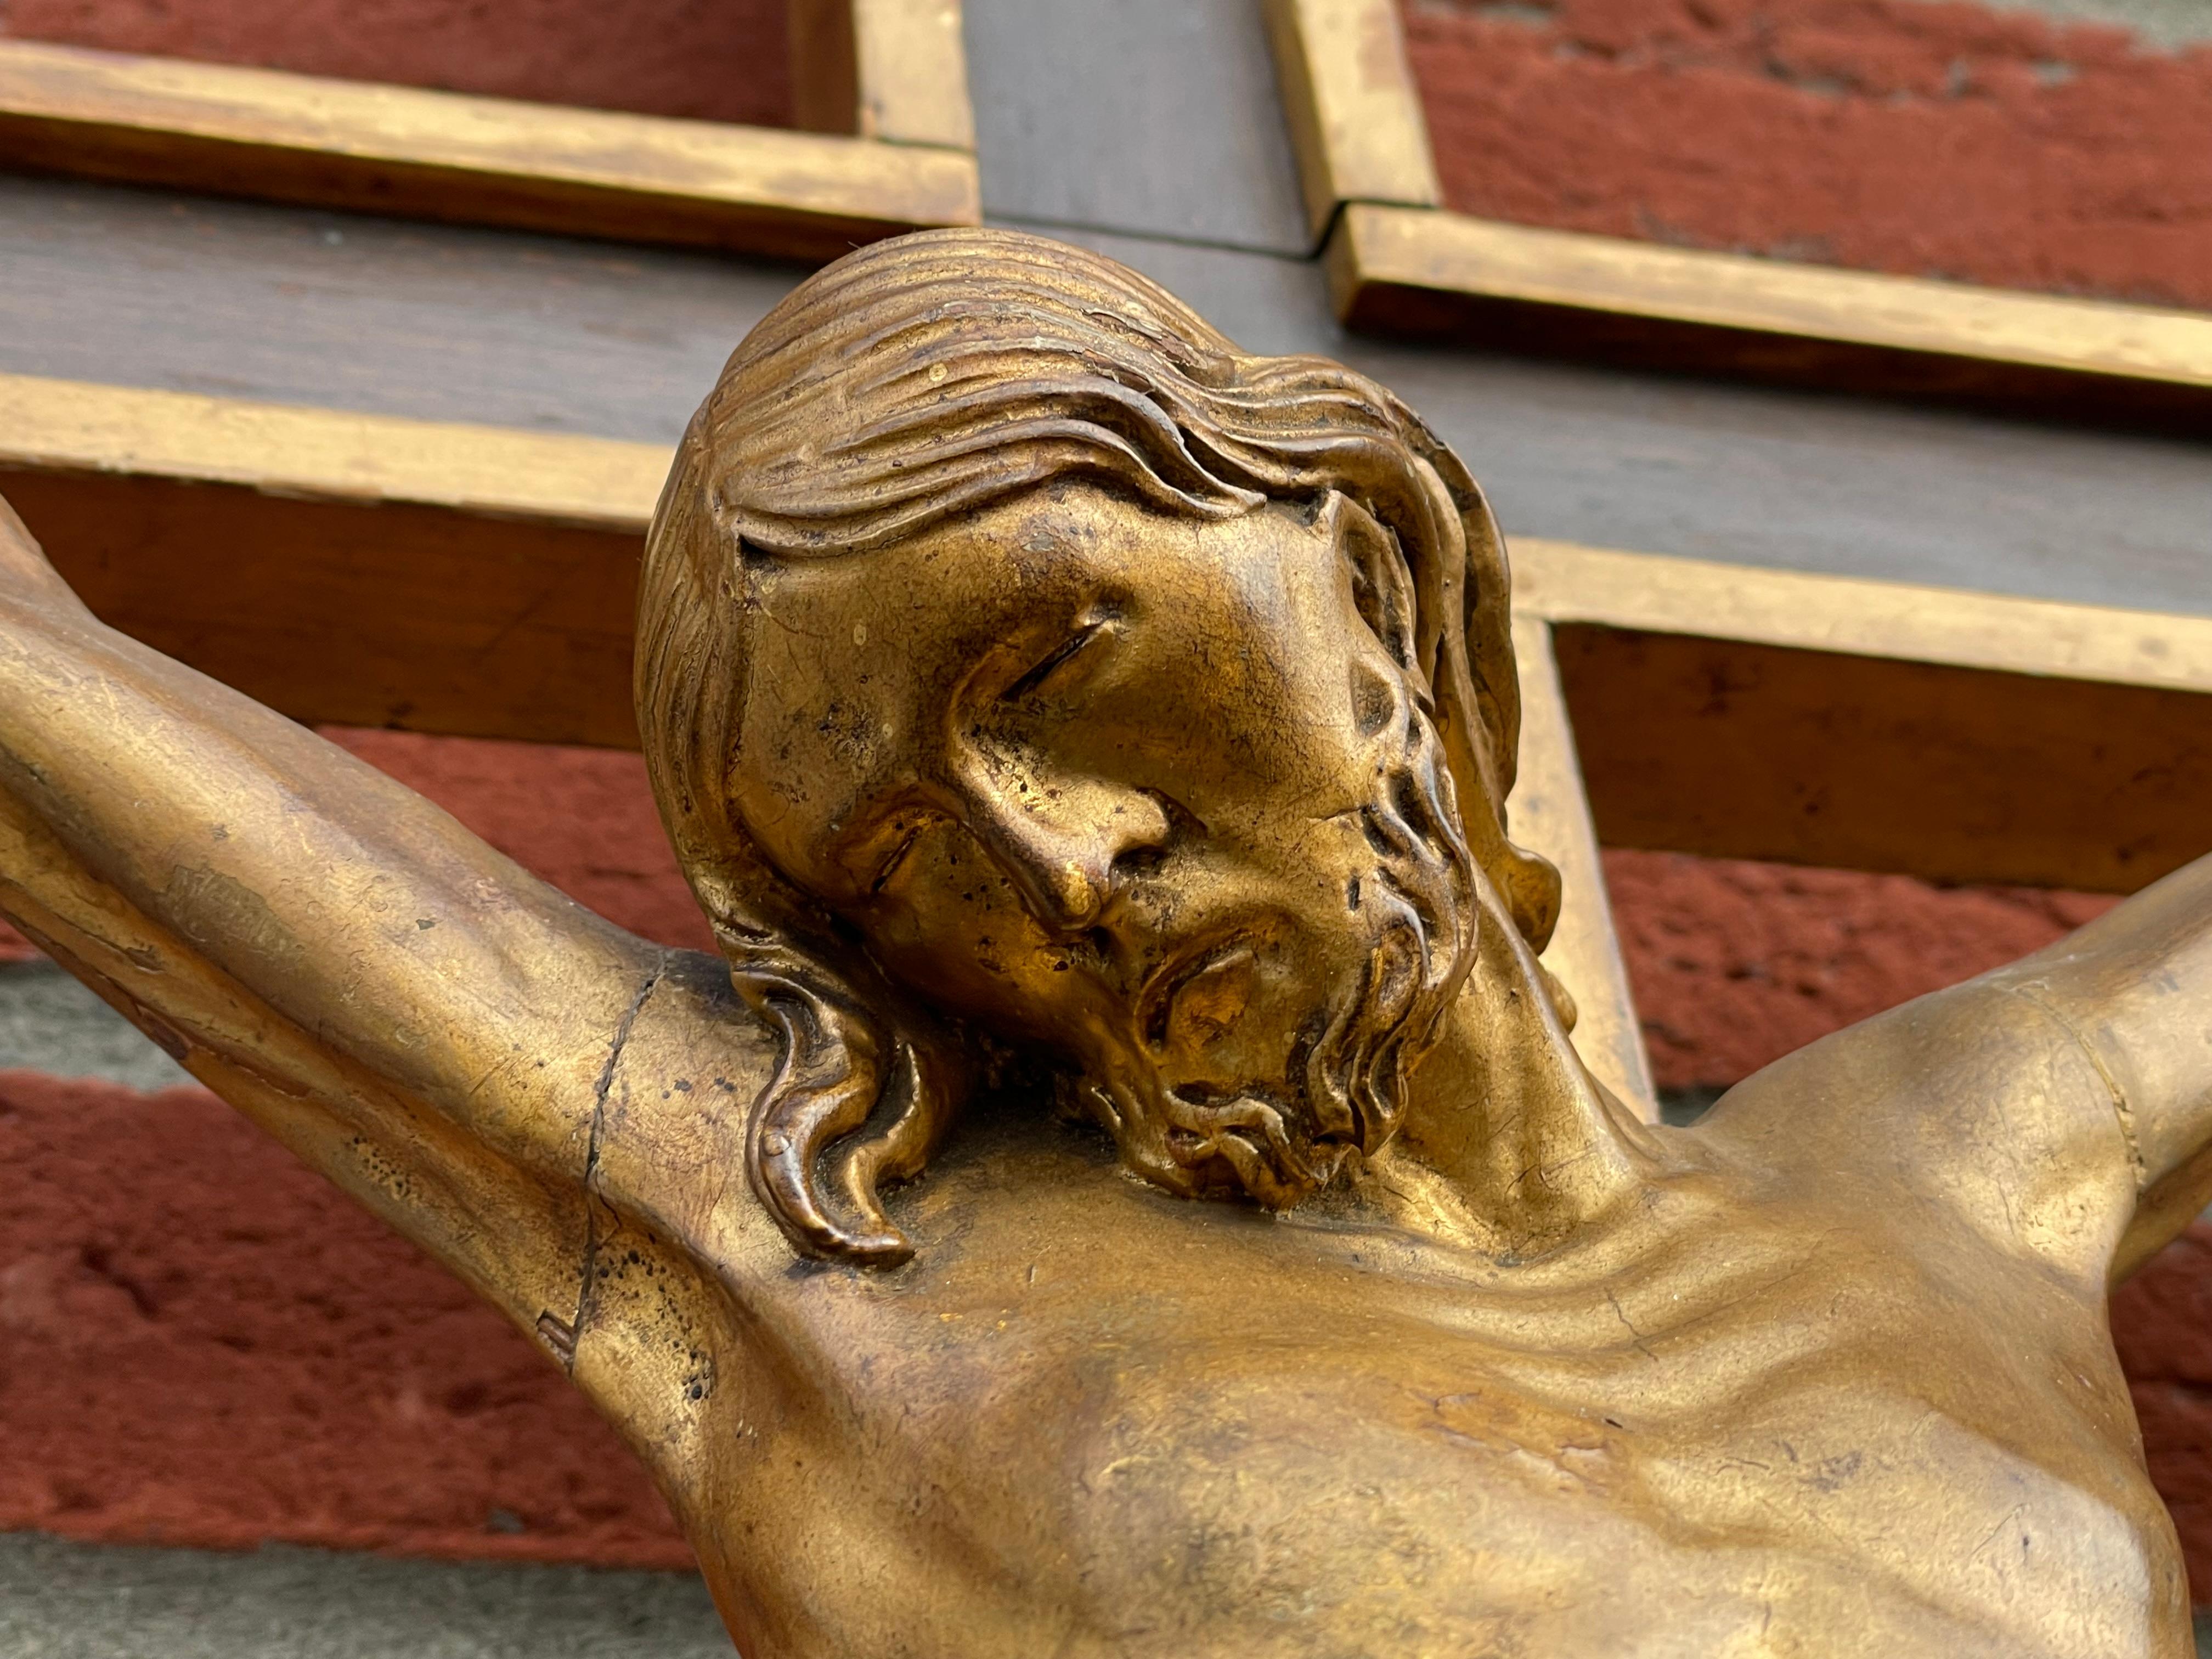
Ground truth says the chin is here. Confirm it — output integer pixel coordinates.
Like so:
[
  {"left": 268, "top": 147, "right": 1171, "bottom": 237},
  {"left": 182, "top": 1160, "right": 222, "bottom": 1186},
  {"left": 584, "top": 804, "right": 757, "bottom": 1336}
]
[
  {"left": 1066, "top": 1017, "right": 1397, "bottom": 1212},
  {"left": 1077, "top": 889, "right": 1472, "bottom": 1210}
]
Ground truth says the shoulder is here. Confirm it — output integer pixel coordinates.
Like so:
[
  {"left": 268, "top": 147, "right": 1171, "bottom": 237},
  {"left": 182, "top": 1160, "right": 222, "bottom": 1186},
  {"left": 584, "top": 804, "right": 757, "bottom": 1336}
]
[{"left": 1694, "top": 972, "right": 2136, "bottom": 1286}]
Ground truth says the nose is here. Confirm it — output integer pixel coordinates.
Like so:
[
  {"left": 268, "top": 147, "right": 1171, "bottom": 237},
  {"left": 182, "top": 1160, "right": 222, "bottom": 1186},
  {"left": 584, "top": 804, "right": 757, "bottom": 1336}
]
[{"left": 957, "top": 772, "right": 1172, "bottom": 934}]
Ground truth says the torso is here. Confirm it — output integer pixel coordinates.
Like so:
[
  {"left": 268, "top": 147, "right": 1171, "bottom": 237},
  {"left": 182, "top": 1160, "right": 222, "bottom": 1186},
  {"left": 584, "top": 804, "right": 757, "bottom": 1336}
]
[{"left": 584, "top": 974, "right": 2187, "bottom": 1658}]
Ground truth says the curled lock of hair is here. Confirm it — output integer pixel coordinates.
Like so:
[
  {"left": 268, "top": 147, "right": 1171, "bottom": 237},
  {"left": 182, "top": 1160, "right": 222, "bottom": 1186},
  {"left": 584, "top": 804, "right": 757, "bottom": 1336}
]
[{"left": 636, "top": 439, "right": 960, "bottom": 1266}]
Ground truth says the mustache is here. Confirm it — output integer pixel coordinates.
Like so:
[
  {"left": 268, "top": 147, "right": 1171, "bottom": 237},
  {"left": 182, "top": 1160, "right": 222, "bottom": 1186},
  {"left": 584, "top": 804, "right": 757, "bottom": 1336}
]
[{"left": 1084, "top": 714, "right": 1479, "bottom": 1207}]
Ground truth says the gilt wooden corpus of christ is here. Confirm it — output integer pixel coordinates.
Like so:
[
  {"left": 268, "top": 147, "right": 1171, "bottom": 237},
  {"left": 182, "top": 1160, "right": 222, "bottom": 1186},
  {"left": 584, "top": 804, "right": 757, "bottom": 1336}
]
[{"left": 3, "top": 225, "right": 2212, "bottom": 1654}]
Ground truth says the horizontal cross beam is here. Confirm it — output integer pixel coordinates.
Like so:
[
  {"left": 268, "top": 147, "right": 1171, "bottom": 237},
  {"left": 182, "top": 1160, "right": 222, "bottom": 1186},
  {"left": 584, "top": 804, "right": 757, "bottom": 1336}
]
[
  {"left": 15, "top": 371, "right": 2212, "bottom": 1115},
  {"left": 10, "top": 370, "right": 2204, "bottom": 898}
]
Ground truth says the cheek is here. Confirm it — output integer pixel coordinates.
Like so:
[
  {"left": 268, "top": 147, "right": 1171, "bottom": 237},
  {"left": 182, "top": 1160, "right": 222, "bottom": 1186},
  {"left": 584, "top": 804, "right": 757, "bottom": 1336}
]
[{"left": 857, "top": 824, "right": 1092, "bottom": 1037}]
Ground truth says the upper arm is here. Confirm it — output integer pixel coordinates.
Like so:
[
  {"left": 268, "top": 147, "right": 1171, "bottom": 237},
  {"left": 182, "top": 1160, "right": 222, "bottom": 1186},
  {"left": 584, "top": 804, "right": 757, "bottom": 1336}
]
[
  {"left": 1705, "top": 969, "right": 2138, "bottom": 1286},
  {"left": 1985, "top": 854, "right": 2212, "bottom": 1277},
  {"left": 0, "top": 526, "right": 667, "bottom": 1333},
  {"left": 0, "top": 599, "right": 654, "bottom": 1102},
  {"left": 1706, "top": 853, "right": 2212, "bottom": 1287}
]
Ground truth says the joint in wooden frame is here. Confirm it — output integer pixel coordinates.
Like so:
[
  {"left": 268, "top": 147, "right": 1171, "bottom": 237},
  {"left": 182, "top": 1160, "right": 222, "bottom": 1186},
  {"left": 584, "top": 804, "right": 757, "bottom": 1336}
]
[
  {"left": 792, "top": 0, "right": 975, "bottom": 152},
  {"left": 1260, "top": 0, "right": 1439, "bottom": 246}
]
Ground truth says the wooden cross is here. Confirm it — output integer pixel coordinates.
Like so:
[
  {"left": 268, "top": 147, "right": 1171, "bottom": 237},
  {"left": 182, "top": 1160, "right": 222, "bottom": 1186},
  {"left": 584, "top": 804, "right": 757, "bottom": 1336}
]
[{"left": 1, "top": 0, "right": 2207, "bottom": 1120}]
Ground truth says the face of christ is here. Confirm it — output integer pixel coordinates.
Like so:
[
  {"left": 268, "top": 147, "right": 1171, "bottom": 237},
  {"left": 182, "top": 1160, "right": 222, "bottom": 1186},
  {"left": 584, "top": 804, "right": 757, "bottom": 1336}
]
[{"left": 728, "top": 479, "right": 1482, "bottom": 1207}]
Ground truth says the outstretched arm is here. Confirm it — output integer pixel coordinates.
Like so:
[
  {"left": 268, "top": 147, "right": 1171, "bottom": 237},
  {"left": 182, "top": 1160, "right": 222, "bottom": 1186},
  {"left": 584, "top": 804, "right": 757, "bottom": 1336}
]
[
  {"left": 1695, "top": 840, "right": 2212, "bottom": 1289},
  {"left": 1985, "top": 852, "right": 2212, "bottom": 1279},
  {"left": 0, "top": 493, "right": 668, "bottom": 1345}
]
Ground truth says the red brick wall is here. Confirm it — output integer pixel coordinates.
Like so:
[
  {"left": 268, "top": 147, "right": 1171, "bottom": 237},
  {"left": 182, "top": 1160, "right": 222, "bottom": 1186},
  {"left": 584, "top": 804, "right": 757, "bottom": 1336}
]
[
  {"left": 1403, "top": 0, "right": 2212, "bottom": 308},
  {"left": 0, "top": 1068, "right": 690, "bottom": 1567},
  {"left": 1606, "top": 848, "right": 2117, "bottom": 1090},
  {"left": 2, "top": 0, "right": 792, "bottom": 127}
]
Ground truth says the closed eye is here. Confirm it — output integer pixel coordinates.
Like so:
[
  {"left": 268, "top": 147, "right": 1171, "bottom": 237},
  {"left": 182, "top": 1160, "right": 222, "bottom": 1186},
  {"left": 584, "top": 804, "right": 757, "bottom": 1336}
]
[
  {"left": 1003, "top": 619, "right": 1110, "bottom": 703},
  {"left": 871, "top": 822, "right": 926, "bottom": 893},
  {"left": 844, "top": 806, "right": 939, "bottom": 896}
]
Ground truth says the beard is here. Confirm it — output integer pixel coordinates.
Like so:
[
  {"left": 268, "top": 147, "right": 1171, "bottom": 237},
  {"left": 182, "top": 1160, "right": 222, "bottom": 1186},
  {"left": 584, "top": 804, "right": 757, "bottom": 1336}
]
[{"left": 1063, "top": 712, "right": 1480, "bottom": 1210}]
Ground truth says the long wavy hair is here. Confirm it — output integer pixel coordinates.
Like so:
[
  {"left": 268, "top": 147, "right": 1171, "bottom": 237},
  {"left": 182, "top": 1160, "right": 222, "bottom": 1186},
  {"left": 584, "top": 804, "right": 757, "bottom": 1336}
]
[{"left": 635, "top": 227, "right": 1559, "bottom": 1266}]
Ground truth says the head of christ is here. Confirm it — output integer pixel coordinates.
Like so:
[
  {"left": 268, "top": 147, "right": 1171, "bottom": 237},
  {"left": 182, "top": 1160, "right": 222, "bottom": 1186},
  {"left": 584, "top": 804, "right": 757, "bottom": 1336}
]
[{"left": 635, "top": 227, "right": 1561, "bottom": 1264}]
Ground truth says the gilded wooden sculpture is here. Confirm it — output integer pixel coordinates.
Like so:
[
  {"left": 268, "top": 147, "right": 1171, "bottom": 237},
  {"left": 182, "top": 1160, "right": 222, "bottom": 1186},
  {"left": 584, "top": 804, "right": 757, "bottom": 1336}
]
[{"left": 1, "top": 229, "right": 2207, "bottom": 1655}]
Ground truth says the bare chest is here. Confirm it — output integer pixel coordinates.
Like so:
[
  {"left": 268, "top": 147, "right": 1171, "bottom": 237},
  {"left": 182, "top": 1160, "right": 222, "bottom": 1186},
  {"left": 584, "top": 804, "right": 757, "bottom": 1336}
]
[{"left": 693, "top": 1205, "right": 2187, "bottom": 1658}]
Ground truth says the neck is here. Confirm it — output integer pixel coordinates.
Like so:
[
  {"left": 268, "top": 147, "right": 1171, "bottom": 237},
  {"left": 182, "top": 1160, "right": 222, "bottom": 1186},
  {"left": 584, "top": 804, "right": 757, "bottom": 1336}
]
[{"left": 1356, "top": 891, "right": 1651, "bottom": 1256}]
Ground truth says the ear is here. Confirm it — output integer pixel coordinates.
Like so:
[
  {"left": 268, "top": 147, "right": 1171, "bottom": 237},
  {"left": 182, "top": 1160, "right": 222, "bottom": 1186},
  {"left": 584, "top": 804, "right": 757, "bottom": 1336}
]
[{"left": 1318, "top": 492, "right": 1421, "bottom": 684}]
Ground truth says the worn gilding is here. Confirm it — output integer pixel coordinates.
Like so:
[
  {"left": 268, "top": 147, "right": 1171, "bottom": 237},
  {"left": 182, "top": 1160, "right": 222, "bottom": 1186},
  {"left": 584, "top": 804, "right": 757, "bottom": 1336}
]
[{"left": 0, "top": 229, "right": 2205, "bottom": 1655}]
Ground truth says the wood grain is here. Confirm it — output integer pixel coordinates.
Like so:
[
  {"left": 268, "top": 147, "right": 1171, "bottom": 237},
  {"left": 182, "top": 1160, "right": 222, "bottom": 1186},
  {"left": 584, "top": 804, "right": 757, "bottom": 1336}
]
[
  {"left": 4, "top": 469, "right": 642, "bottom": 746},
  {"left": 0, "top": 374, "right": 661, "bottom": 745},
  {"left": 1558, "top": 627, "right": 2212, "bottom": 895}
]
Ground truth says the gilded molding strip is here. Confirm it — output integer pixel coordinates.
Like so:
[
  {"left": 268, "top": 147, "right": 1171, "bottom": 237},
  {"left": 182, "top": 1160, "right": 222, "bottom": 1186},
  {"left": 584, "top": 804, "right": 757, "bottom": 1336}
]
[
  {"left": 0, "top": 372, "right": 669, "bottom": 532},
  {"left": 1512, "top": 537, "right": 2212, "bottom": 698},
  {"left": 0, "top": 36, "right": 980, "bottom": 260},
  {"left": 1328, "top": 204, "right": 2212, "bottom": 417},
  {"left": 1508, "top": 611, "right": 1656, "bottom": 1120}
]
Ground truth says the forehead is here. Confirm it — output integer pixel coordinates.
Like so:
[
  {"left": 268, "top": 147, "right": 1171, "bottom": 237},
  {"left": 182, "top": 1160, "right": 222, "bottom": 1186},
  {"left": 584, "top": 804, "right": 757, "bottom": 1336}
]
[
  {"left": 739, "top": 479, "right": 1336, "bottom": 696},
  {"left": 765, "top": 477, "right": 1337, "bottom": 640}
]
